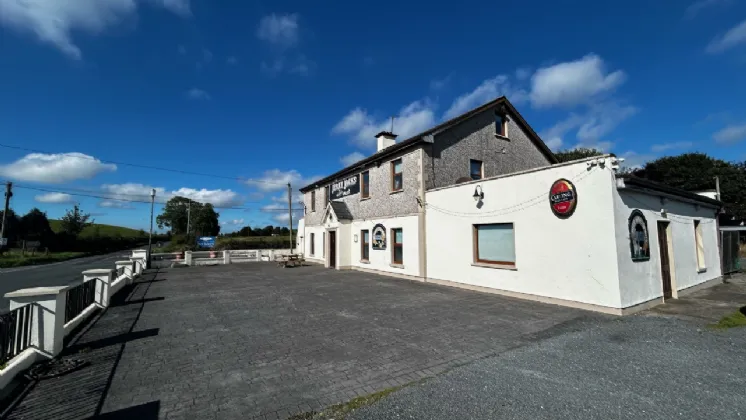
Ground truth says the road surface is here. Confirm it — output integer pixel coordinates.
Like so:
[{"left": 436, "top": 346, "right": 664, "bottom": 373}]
[{"left": 0, "top": 249, "right": 134, "bottom": 312}]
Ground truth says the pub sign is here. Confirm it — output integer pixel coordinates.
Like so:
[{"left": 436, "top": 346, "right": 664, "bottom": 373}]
[
  {"left": 549, "top": 179, "right": 578, "bottom": 218},
  {"left": 372, "top": 224, "right": 386, "bottom": 250},
  {"left": 331, "top": 175, "right": 360, "bottom": 200}
]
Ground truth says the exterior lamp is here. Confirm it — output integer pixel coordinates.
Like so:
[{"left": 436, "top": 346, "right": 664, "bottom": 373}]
[{"left": 473, "top": 185, "right": 484, "bottom": 202}]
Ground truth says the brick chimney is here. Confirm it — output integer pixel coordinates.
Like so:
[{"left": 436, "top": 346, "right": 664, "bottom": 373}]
[{"left": 375, "top": 131, "right": 397, "bottom": 152}]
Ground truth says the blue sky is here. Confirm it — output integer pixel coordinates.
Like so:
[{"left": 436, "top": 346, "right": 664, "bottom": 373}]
[{"left": 0, "top": 0, "right": 745, "bottom": 232}]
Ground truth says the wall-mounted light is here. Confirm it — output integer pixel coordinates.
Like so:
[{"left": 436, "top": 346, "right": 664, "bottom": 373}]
[{"left": 473, "top": 185, "right": 484, "bottom": 202}]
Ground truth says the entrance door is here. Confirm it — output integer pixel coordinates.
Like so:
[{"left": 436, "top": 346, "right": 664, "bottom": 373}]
[
  {"left": 657, "top": 221, "right": 673, "bottom": 299},
  {"left": 328, "top": 231, "right": 336, "bottom": 268}
]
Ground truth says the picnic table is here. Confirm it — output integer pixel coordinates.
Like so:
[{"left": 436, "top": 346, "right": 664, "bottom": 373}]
[{"left": 276, "top": 254, "right": 305, "bottom": 268}]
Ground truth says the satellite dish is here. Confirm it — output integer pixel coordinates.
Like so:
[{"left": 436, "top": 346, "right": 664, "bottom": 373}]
[{"left": 455, "top": 177, "right": 473, "bottom": 184}]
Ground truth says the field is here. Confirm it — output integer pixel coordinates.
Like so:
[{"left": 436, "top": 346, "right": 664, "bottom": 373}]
[
  {"left": 0, "top": 250, "right": 87, "bottom": 268},
  {"left": 156, "top": 235, "right": 294, "bottom": 253},
  {"left": 49, "top": 220, "right": 146, "bottom": 238}
]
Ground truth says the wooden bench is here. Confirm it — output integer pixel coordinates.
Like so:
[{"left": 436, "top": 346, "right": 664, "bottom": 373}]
[{"left": 276, "top": 254, "right": 305, "bottom": 268}]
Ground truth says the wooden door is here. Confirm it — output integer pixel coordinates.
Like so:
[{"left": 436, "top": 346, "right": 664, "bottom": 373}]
[
  {"left": 328, "top": 231, "right": 336, "bottom": 268},
  {"left": 657, "top": 221, "right": 672, "bottom": 299}
]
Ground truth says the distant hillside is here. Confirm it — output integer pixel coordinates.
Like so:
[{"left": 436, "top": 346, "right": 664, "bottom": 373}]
[{"left": 49, "top": 220, "right": 146, "bottom": 239}]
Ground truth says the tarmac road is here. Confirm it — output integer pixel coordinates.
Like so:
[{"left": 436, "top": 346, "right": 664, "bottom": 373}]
[{"left": 0, "top": 249, "right": 134, "bottom": 312}]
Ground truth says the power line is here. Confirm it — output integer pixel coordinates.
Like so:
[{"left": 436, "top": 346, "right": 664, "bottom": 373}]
[
  {"left": 0, "top": 143, "right": 289, "bottom": 186},
  {"left": 12, "top": 185, "right": 303, "bottom": 212}
]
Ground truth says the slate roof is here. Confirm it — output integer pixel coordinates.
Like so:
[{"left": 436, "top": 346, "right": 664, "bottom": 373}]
[{"left": 330, "top": 201, "right": 353, "bottom": 220}]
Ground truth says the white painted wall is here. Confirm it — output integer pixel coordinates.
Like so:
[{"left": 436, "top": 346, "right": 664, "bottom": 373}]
[
  {"left": 613, "top": 189, "right": 721, "bottom": 307},
  {"left": 304, "top": 224, "right": 326, "bottom": 265},
  {"left": 348, "top": 215, "right": 421, "bottom": 277},
  {"left": 425, "top": 158, "right": 622, "bottom": 308}
]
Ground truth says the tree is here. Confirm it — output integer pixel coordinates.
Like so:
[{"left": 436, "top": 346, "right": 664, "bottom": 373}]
[
  {"left": 193, "top": 203, "right": 220, "bottom": 236},
  {"left": 157, "top": 196, "right": 193, "bottom": 235},
  {"left": 238, "top": 226, "right": 252, "bottom": 237},
  {"left": 60, "top": 204, "right": 93, "bottom": 237},
  {"left": 633, "top": 153, "right": 746, "bottom": 219},
  {"left": 19, "top": 208, "right": 53, "bottom": 241},
  {"left": 554, "top": 148, "right": 604, "bottom": 163}
]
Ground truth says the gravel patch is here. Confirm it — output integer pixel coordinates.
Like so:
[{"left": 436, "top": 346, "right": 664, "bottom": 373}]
[{"left": 349, "top": 316, "right": 746, "bottom": 420}]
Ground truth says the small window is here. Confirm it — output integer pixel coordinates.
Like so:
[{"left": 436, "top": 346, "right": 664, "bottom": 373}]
[
  {"left": 361, "top": 171, "right": 370, "bottom": 199},
  {"left": 473, "top": 223, "right": 515, "bottom": 266},
  {"left": 694, "top": 220, "right": 705, "bottom": 271},
  {"left": 310, "top": 233, "right": 315, "bottom": 255},
  {"left": 495, "top": 114, "right": 507, "bottom": 137},
  {"left": 470, "top": 159, "right": 483, "bottom": 180},
  {"left": 361, "top": 230, "right": 370, "bottom": 261},
  {"left": 391, "top": 159, "right": 403, "bottom": 192},
  {"left": 311, "top": 191, "right": 316, "bottom": 212},
  {"left": 392, "top": 228, "right": 403, "bottom": 265},
  {"left": 324, "top": 186, "right": 329, "bottom": 203},
  {"left": 322, "top": 232, "right": 325, "bottom": 257}
]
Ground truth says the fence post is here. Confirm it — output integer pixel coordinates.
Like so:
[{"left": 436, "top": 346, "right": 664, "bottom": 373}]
[
  {"left": 5, "top": 286, "right": 69, "bottom": 358},
  {"left": 223, "top": 250, "right": 231, "bottom": 265},
  {"left": 82, "top": 269, "right": 116, "bottom": 308},
  {"left": 185, "top": 251, "right": 193, "bottom": 266},
  {"left": 115, "top": 260, "right": 135, "bottom": 284}
]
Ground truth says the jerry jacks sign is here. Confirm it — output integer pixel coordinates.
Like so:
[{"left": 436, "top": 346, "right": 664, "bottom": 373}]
[{"left": 331, "top": 175, "right": 360, "bottom": 200}]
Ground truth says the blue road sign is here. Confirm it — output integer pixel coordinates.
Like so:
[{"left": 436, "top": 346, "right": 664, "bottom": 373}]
[{"left": 196, "top": 236, "right": 216, "bottom": 248}]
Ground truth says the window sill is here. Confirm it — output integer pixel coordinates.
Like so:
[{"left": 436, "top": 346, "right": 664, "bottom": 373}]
[
  {"left": 390, "top": 190, "right": 403, "bottom": 195},
  {"left": 494, "top": 133, "right": 510, "bottom": 141},
  {"left": 360, "top": 259, "right": 370, "bottom": 264},
  {"left": 697, "top": 267, "right": 707, "bottom": 273},
  {"left": 471, "top": 262, "right": 516, "bottom": 271},
  {"left": 360, "top": 196, "right": 371, "bottom": 201},
  {"left": 390, "top": 263, "right": 405, "bottom": 269}
]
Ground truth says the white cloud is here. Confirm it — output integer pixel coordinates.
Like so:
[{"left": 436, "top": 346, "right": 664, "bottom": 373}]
[
  {"left": 570, "top": 141, "right": 614, "bottom": 152},
  {"left": 171, "top": 188, "right": 243, "bottom": 207},
  {"left": 0, "top": 0, "right": 190, "bottom": 59},
  {"left": 444, "top": 75, "right": 528, "bottom": 119},
  {"left": 261, "top": 202, "right": 303, "bottom": 224},
  {"left": 575, "top": 103, "right": 638, "bottom": 142},
  {"left": 257, "top": 13, "right": 299, "bottom": 48},
  {"left": 619, "top": 151, "right": 654, "bottom": 171},
  {"left": 261, "top": 55, "right": 314, "bottom": 76},
  {"left": 651, "top": 141, "right": 694, "bottom": 152},
  {"left": 430, "top": 75, "right": 451, "bottom": 91},
  {"left": 713, "top": 123, "right": 746, "bottom": 144},
  {"left": 221, "top": 218, "right": 245, "bottom": 226},
  {"left": 340, "top": 152, "right": 366, "bottom": 167},
  {"left": 540, "top": 114, "right": 585, "bottom": 151},
  {"left": 99, "top": 200, "right": 136, "bottom": 209},
  {"left": 515, "top": 67, "right": 532, "bottom": 81},
  {"left": 332, "top": 100, "right": 435, "bottom": 148},
  {"left": 245, "top": 169, "right": 319, "bottom": 192},
  {"left": 35, "top": 192, "right": 74, "bottom": 204},
  {"left": 707, "top": 19, "right": 746, "bottom": 53},
  {"left": 186, "top": 88, "right": 210, "bottom": 100},
  {"left": 530, "top": 54, "right": 626, "bottom": 108},
  {"left": 226, "top": 56, "right": 238, "bottom": 65},
  {"left": 685, "top": 0, "right": 731, "bottom": 19},
  {"left": 0, "top": 153, "right": 116, "bottom": 183}
]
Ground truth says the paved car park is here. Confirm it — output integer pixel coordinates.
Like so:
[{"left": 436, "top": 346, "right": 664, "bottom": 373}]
[{"left": 4, "top": 263, "right": 599, "bottom": 420}]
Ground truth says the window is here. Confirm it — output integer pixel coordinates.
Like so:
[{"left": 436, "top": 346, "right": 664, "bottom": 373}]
[
  {"left": 392, "top": 228, "right": 403, "bottom": 265},
  {"left": 495, "top": 113, "right": 507, "bottom": 137},
  {"left": 470, "top": 159, "right": 483, "bottom": 180},
  {"left": 322, "top": 233, "right": 325, "bottom": 257},
  {"left": 361, "top": 171, "right": 370, "bottom": 199},
  {"left": 391, "top": 159, "right": 403, "bottom": 192},
  {"left": 694, "top": 220, "right": 706, "bottom": 271},
  {"left": 361, "top": 230, "right": 370, "bottom": 261},
  {"left": 310, "top": 233, "right": 315, "bottom": 255},
  {"left": 324, "top": 186, "right": 330, "bottom": 204},
  {"left": 473, "top": 223, "right": 515, "bottom": 266},
  {"left": 311, "top": 191, "right": 316, "bottom": 212}
]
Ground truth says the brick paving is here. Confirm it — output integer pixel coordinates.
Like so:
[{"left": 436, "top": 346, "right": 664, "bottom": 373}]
[{"left": 4, "top": 263, "right": 595, "bottom": 419}]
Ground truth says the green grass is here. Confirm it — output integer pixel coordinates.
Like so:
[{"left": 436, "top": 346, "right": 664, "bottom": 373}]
[
  {"left": 287, "top": 385, "right": 405, "bottom": 420},
  {"left": 49, "top": 220, "right": 146, "bottom": 239},
  {"left": 709, "top": 309, "right": 746, "bottom": 330},
  {"left": 0, "top": 251, "right": 88, "bottom": 268}
]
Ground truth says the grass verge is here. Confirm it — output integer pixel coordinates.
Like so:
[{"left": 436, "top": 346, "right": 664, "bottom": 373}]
[
  {"left": 287, "top": 385, "right": 406, "bottom": 420},
  {"left": 709, "top": 309, "right": 746, "bottom": 330},
  {"left": 0, "top": 252, "right": 88, "bottom": 268}
]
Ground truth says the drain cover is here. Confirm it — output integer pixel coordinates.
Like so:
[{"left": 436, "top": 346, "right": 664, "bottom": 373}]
[{"left": 25, "top": 358, "right": 89, "bottom": 380}]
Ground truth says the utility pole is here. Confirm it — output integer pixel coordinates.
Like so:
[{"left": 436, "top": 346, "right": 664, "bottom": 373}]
[
  {"left": 147, "top": 189, "right": 155, "bottom": 269},
  {"left": 287, "top": 183, "right": 293, "bottom": 253},
  {"left": 715, "top": 176, "right": 721, "bottom": 202},
  {"left": 186, "top": 200, "right": 191, "bottom": 244},
  {"left": 0, "top": 182, "right": 12, "bottom": 250}
]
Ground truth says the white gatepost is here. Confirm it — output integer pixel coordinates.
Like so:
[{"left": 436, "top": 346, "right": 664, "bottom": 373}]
[
  {"left": 185, "top": 251, "right": 193, "bottom": 266},
  {"left": 130, "top": 257, "right": 145, "bottom": 276},
  {"left": 115, "top": 260, "right": 135, "bottom": 284},
  {"left": 223, "top": 250, "right": 231, "bottom": 265},
  {"left": 82, "top": 269, "right": 116, "bottom": 308},
  {"left": 5, "top": 286, "right": 70, "bottom": 358}
]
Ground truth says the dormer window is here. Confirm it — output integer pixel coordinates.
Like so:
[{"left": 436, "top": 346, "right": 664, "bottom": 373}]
[{"left": 495, "top": 113, "right": 507, "bottom": 138}]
